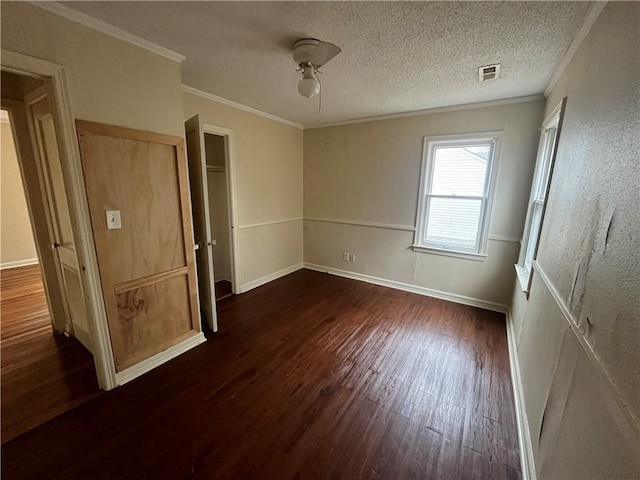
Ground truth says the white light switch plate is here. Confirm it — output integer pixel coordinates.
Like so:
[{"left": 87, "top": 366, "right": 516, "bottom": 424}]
[{"left": 106, "top": 210, "right": 121, "bottom": 230}]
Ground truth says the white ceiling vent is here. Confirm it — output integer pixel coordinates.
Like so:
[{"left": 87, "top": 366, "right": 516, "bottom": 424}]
[{"left": 478, "top": 64, "right": 501, "bottom": 82}]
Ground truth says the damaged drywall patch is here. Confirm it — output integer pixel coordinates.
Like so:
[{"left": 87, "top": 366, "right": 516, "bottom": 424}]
[
  {"left": 569, "top": 201, "right": 617, "bottom": 335},
  {"left": 538, "top": 331, "right": 580, "bottom": 470},
  {"left": 602, "top": 207, "right": 615, "bottom": 255},
  {"left": 538, "top": 328, "right": 575, "bottom": 448},
  {"left": 568, "top": 200, "right": 599, "bottom": 322}
]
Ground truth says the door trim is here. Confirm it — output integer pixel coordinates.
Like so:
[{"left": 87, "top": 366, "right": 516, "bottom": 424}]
[
  {"left": 1, "top": 49, "right": 117, "bottom": 390},
  {"left": 201, "top": 123, "right": 240, "bottom": 295}
]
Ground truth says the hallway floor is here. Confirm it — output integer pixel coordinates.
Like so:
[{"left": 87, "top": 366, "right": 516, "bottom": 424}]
[{"left": 1, "top": 264, "right": 100, "bottom": 443}]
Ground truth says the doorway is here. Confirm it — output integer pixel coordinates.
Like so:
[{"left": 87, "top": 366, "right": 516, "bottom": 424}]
[
  {"left": 1, "top": 71, "right": 100, "bottom": 442},
  {"left": 184, "top": 116, "right": 238, "bottom": 333},
  {"left": 204, "top": 133, "right": 234, "bottom": 301}
]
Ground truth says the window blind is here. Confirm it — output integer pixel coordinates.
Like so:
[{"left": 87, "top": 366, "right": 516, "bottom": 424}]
[{"left": 425, "top": 145, "right": 491, "bottom": 250}]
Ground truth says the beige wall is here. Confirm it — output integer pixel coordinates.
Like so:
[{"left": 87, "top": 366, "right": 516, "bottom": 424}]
[
  {"left": 511, "top": 3, "right": 639, "bottom": 478},
  {"left": 183, "top": 92, "right": 304, "bottom": 291},
  {"left": 3, "top": 1, "right": 303, "bottom": 312},
  {"left": 2, "top": 3, "right": 191, "bottom": 372},
  {"left": 1, "top": 2, "right": 184, "bottom": 137},
  {"left": 304, "top": 100, "right": 544, "bottom": 305},
  {"left": 1, "top": 121, "right": 38, "bottom": 267}
]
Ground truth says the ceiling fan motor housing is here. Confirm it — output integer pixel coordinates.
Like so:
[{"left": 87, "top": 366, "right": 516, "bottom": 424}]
[{"left": 293, "top": 38, "right": 320, "bottom": 66}]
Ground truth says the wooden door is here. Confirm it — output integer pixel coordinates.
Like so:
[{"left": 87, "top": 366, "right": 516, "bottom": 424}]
[
  {"left": 76, "top": 121, "right": 201, "bottom": 372},
  {"left": 25, "top": 89, "right": 93, "bottom": 352},
  {"left": 184, "top": 115, "right": 218, "bottom": 332}
]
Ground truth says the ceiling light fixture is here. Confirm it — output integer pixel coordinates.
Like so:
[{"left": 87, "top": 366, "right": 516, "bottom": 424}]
[
  {"left": 292, "top": 38, "right": 341, "bottom": 109},
  {"left": 297, "top": 65, "right": 320, "bottom": 98}
]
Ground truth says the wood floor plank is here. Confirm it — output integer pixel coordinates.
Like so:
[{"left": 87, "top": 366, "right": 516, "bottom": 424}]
[
  {"left": 2, "top": 269, "right": 520, "bottom": 479},
  {"left": 436, "top": 402, "right": 466, "bottom": 479},
  {"left": 1, "top": 265, "right": 99, "bottom": 443}
]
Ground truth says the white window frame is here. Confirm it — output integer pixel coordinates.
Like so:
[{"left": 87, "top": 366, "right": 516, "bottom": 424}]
[
  {"left": 515, "top": 99, "right": 566, "bottom": 294},
  {"left": 413, "top": 131, "right": 502, "bottom": 260}
]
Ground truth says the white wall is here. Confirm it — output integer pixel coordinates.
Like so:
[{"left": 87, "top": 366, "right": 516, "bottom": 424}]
[
  {"left": 183, "top": 91, "right": 304, "bottom": 291},
  {"left": 0, "top": 120, "right": 38, "bottom": 268},
  {"left": 304, "top": 100, "right": 544, "bottom": 306},
  {"left": 511, "top": 3, "right": 640, "bottom": 478}
]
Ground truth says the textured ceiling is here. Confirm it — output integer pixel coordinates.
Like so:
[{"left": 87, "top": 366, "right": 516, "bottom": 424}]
[{"left": 59, "top": 1, "right": 593, "bottom": 127}]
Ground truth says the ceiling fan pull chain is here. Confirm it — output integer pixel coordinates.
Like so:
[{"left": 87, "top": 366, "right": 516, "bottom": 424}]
[{"left": 317, "top": 71, "right": 322, "bottom": 113}]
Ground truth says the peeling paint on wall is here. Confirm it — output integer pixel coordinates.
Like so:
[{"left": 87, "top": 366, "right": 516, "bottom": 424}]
[
  {"left": 602, "top": 208, "right": 615, "bottom": 255},
  {"left": 510, "top": 3, "right": 640, "bottom": 478},
  {"left": 538, "top": 331, "right": 578, "bottom": 458},
  {"left": 568, "top": 200, "right": 599, "bottom": 330}
]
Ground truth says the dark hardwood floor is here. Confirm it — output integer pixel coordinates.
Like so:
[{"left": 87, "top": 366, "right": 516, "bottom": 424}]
[
  {"left": 1, "top": 264, "right": 100, "bottom": 443},
  {"left": 2, "top": 269, "right": 520, "bottom": 479}
]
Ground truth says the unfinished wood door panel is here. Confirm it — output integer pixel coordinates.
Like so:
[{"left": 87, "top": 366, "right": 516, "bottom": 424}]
[
  {"left": 115, "top": 274, "right": 193, "bottom": 370},
  {"left": 78, "top": 136, "right": 185, "bottom": 283},
  {"left": 26, "top": 89, "right": 92, "bottom": 352},
  {"left": 76, "top": 120, "right": 200, "bottom": 372}
]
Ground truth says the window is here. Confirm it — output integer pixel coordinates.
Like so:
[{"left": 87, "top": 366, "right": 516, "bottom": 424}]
[
  {"left": 413, "top": 132, "right": 501, "bottom": 258},
  {"left": 515, "top": 99, "right": 565, "bottom": 292}
]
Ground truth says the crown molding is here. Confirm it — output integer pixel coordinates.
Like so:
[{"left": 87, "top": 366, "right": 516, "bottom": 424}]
[
  {"left": 544, "top": 2, "right": 608, "bottom": 97},
  {"left": 181, "top": 85, "right": 303, "bottom": 129},
  {"left": 182, "top": 86, "right": 542, "bottom": 131},
  {"left": 30, "top": 1, "right": 186, "bottom": 63},
  {"left": 305, "top": 95, "right": 545, "bottom": 129}
]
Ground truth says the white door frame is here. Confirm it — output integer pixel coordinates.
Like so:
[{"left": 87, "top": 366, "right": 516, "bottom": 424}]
[
  {"left": 1, "top": 49, "right": 117, "bottom": 390},
  {"left": 202, "top": 123, "right": 240, "bottom": 294}
]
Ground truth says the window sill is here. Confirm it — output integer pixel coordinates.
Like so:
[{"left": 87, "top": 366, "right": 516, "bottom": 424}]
[
  {"left": 411, "top": 245, "right": 487, "bottom": 262},
  {"left": 514, "top": 264, "right": 531, "bottom": 294}
]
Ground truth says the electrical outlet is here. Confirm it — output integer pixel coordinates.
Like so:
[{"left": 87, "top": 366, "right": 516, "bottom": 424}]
[
  {"left": 343, "top": 252, "right": 350, "bottom": 262},
  {"left": 349, "top": 253, "right": 356, "bottom": 262}
]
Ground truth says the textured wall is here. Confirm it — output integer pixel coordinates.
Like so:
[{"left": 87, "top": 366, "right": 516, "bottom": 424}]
[
  {"left": 511, "top": 3, "right": 640, "bottom": 478},
  {"left": 0, "top": 122, "right": 38, "bottom": 267},
  {"left": 304, "top": 100, "right": 544, "bottom": 305},
  {"left": 183, "top": 91, "right": 304, "bottom": 290}
]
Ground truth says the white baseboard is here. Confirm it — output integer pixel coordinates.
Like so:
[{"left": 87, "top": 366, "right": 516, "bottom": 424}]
[
  {"left": 115, "top": 332, "right": 206, "bottom": 386},
  {"left": 215, "top": 274, "right": 232, "bottom": 283},
  {"left": 505, "top": 308, "right": 537, "bottom": 480},
  {"left": 303, "top": 262, "right": 508, "bottom": 313},
  {"left": 239, "top": 262, "right": 303, "bottom": 293},
  {"left": 1, "top": 258, "right": 39, "bottom": 270}
]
